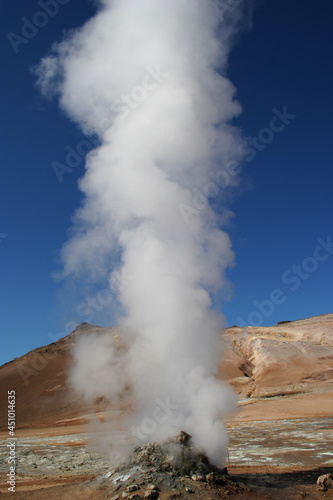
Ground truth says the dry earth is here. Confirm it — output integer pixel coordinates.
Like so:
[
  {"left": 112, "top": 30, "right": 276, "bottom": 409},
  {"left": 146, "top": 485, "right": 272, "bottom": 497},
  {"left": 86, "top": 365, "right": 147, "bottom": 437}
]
[{"left": 0, "top": 314, "right": 332, "bottom": 498}]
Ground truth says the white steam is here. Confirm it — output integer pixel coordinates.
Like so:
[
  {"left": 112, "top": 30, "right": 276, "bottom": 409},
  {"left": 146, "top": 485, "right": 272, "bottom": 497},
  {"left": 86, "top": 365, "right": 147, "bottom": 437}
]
[{"left": 37, "top": 0, "right": 249, "bottom": 465}]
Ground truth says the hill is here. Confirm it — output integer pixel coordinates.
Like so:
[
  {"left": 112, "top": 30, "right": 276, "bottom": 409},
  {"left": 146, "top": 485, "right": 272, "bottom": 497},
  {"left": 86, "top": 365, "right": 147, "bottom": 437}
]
[{"left": 1, "top": 314, "right": 332, "bottom": 431}]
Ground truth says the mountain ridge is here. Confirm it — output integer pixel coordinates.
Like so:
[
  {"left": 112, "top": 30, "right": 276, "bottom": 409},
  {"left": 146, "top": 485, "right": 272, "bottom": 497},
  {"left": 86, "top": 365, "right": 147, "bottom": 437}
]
[{"left": 1, "top": 314, "right": 332, "bottom": 431}]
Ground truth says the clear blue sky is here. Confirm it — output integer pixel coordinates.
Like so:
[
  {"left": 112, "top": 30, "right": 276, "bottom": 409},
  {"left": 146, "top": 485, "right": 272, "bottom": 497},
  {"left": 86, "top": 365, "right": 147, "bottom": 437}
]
[{"left": 1, "top": 0, "right": 332, "bottom": 365}]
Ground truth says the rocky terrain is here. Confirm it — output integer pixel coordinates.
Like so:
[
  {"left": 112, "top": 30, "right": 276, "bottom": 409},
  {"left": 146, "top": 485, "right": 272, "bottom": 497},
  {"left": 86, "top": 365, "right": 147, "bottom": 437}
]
[
  {"left": 221, "top": 314, "right": 333, "bottom": 423},
  {"left": 223, "top": 315, "right": 333, "bottom": 397},
  {"left": 0, "top": 314, "right": 332, "bottom": 498}
]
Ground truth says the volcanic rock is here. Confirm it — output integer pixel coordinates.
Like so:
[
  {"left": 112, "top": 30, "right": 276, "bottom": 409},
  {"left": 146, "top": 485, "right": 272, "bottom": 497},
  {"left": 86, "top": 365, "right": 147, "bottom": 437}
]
[
  {"left": 126, "top": 484, "right": 139, "bottom": 492},
  {"left": 176, "top": 430, "right": 192, "bottom": 445},
  {"left": 316, "top": 473, "right": 333, "bottom": 491},
  {"left": 92, "top": 436, "right": 247, "bottom": 498},
  {"left": 124, "top": 437, "right": 213, "bottom": 476},
  {"left": 144, "top": 490, "right": 159, "bottom": 499}
]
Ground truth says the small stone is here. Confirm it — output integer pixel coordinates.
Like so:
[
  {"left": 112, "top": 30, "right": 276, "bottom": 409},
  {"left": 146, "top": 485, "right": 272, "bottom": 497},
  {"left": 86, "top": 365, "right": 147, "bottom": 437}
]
[
  {"left": 317, "top": 473, "right": 333, "bottom": 491},
  {"left": 205, "top": 472, "right": 225, "bottom": 486},
  {"left": 126, "top": 485, "right": 139, "bottom": 493},
  {"left": 196, "top": 475, "right": 206, "bottom": 482},
  {"left": 185, "top": 487, "right": 195, "bottom": 494},
  {"left": 206, "top": 473, "right": 215, "bottom": 483},
  {"left": 146, "top": 484, "right": 158, "bottom": 491},
  {"left": 144, "top": 490, "right": 159, "bottom": 499},
  {"left": 176, "top": 431, "right": 192, "bottom": 445}
]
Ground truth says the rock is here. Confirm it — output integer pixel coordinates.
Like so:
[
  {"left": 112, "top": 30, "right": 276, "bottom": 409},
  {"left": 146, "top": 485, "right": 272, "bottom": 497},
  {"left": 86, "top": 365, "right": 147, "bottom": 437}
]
[
  {"left": 205, "top": 472, "right": 226, "bottom": 486},
  {"left": 192, "top": 474, "right": 205, "bottom": 482},
  {"left": 146, "top": 484, "right": 159, "bottom": 491},
  {"left": 185, "top": 486, "right": 195, "bottom": 493},
  {"left": 317, "top": 473, "right": 333, "bottom": 491},
  {"left": 126, "top": 485, "right": 139, "bottom": 493},
  {"left": 176, "top": 431, "right": 192, "bottom": 445},
  {"left": 144, "top": 490, "right": 159, "bottom": 499}
]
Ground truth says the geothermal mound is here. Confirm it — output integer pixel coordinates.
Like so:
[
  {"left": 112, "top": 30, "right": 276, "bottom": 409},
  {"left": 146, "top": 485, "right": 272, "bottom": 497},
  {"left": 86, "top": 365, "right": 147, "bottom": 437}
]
[
  {"left": 84, "top": 433, "right": 250, "bottom": 499},
  {"left": 117, "top": 432, "right": 227, "bottom": 480}
]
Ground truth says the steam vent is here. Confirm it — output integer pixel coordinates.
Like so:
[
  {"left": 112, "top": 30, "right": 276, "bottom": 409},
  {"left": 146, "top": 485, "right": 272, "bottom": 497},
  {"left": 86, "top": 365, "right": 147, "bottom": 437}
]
[{"left": 79, "top": 433, "right": 251, "bottom": 498}]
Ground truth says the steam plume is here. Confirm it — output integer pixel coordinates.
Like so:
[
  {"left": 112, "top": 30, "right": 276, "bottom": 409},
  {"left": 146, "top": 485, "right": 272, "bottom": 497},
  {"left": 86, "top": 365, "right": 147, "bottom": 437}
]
[{"left": 36, "top": 0, "right": 249, "bottom": 465}]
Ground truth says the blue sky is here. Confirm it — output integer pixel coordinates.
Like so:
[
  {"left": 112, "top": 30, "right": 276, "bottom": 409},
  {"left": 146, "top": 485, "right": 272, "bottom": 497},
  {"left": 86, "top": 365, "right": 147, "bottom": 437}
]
[{"left": 1, "top": 0, "right": 332, "bottom": 365}]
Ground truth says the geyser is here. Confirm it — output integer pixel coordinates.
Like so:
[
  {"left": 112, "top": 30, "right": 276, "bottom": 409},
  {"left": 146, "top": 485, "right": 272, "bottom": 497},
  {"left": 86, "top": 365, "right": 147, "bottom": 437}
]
[{"left": 36, "top": 0, "right": 250, "bottom": 465}]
